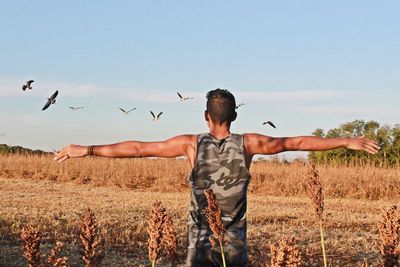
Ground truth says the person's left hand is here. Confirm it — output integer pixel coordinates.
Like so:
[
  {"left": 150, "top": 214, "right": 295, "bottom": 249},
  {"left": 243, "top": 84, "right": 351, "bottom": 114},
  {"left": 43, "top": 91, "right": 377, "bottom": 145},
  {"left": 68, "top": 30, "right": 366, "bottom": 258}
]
[{"left": 345, "top": 136, "right": 380, "bottom": 154}]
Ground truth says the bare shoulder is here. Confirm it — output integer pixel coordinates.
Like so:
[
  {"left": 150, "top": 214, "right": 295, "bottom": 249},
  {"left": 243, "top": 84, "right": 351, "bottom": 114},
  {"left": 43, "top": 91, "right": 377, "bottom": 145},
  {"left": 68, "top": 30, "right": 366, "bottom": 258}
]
[
  {"left": 165, "top": 134, "right": 197, "bottom": 152},
  {"left": 168, "top": 134, "right": 197, "bottom": 166},
  {"left": 168, "top": 134, "right": 197, "bottom": 144},
  {"left": 243, "top": 133, "right": 275, "bottom": 156},
  {"left": 243, "top": 133, "right": 272, "bottom": 145}
]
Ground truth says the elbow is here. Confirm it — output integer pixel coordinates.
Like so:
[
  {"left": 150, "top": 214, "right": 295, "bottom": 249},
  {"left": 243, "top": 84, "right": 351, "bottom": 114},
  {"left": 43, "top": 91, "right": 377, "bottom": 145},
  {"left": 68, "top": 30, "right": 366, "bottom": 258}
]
[
  {"left": 286, "top": 137, "right": 304, "bottom": 151},
  {"left": 296, "top": 138, "right": 304, "bottom": 150},
  {"left": 126, "top": 142, "right": 144, "bottom": 157},
  {"left": 136, "top": 146, "right": 145, "bottom": 157}
]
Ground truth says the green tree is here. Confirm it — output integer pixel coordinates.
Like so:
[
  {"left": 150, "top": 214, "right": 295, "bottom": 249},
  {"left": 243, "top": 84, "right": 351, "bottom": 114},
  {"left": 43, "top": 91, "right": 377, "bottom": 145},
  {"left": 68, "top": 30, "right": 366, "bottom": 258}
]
[{"left": 308, "top": 120, "right": 399, "bottom": 167}]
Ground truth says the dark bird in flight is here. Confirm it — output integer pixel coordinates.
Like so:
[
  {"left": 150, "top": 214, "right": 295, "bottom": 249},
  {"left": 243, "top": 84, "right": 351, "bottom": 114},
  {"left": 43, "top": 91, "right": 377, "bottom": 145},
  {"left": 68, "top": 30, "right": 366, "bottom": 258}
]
[
  {"left": 262, "top": 121, "right": 276, "bottom": 129},
  {"left": 69, "top": 107, "right": 85, "bottom": 111},
  {"left": 235, "top": 103, "right": 245, "bottom": 109},
  {"left": 119, "top": 107, "right": 136, "bottom": 114},
  {"left": 22, "top": 80, "right": 34, "bottom": 91},
  {"left": 150, "top": 111, "right": 163, "bottom": 121},
  {"left": 42, "top": 91, "right": 59, "bottom": 111},
  {"left": 177, "top": 92, "right": 194, "bottom": 101}
]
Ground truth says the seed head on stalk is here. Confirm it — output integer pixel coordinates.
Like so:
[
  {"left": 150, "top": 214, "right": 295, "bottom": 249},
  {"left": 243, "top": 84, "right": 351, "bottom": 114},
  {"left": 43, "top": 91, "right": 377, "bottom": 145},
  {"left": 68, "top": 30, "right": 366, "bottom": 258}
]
[
  {"left": 378, "top": 205, "right": 400, "bottom": 267},
  {"left": 21, "top": 225, "right": 42, "bottom": 267},
  {"left": 304, "top": 162, "right": 327, "bottom": 267},
  {"left": 79, "top": 208, "right": 103, "bottom": 267},
  {"left": 162, "top": 212, "right": 177, "bottom": 261},
  {"left": 48, "top": 241, "right": 69, "bottom": 267},
  {"left": 304, "top": 162, "right": 324, "bottom": 220},
  {"left": 270, "top": 236, "right": 302, "bottom": 267},
  {"left": 147, "top": 201, "right": 178, "bottom": 266},
  {"left": 203, "top": 188, "right": 227, "bottom": 267}
]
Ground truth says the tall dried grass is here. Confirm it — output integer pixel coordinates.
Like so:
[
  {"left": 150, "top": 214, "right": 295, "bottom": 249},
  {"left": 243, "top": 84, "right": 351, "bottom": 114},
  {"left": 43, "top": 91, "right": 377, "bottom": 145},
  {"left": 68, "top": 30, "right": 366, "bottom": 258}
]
[
  {"left": 3, "top": 176, "right": 397, "bottom": 266},
  {"left": 304, "top": 162, "right": 327, "bottom": 267},
  {"left": 378, "top": 205, "right": 400, "bottom": 267},
  {"left": 1, "top": 154, "right": 399, "bottom": 200}
]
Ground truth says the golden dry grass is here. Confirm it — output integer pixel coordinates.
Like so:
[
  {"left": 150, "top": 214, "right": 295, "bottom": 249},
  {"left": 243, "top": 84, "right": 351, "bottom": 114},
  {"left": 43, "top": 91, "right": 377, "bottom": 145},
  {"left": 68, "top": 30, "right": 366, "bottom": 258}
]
[
  {"left": 0, "top": 154, "right": 399, "bottom": 266},
  {"left": 1, "top": 154, "right": 399, "bottom": 200}
]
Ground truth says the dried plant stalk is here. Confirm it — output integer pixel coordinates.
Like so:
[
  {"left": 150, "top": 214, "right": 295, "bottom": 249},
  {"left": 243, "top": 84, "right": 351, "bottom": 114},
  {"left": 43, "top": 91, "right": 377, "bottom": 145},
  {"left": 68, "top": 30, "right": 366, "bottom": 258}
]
[
  {"left": 162, "top": 214, "right": 177, "bottom": 261},
  {"left": 148, "top": 201, "right": 167, "bottom": 267},
  {"left": 304, "top": 162, "right": 327, "bottom": 267},
  {"left": 21, "top": 225, "right": 42, "bottom": 267},
  {"left": 47, "top": 241, "right": 69, "bottom": 267},
  {"left": 270, "top": 237, "right": 302, "bottom": 267},
  {"left": 378, "top": 205, "right": 400, "bottom": 267},
  {"left": 304, "top": 162, "right": 324, "bottom": 220},
  {"left": 203, "top": 188, "right": 227, "bottom": 267},
  {"left": 80, "top": 208, "right": 103, "bottom": 267},
  {"left": 147, "top": 201, "right": 178, "bottom": 266}
]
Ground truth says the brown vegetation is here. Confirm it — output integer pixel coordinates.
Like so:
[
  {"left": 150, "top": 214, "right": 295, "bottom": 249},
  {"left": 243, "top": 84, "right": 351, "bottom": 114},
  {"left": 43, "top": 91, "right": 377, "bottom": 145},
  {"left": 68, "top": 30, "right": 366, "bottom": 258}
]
[
  {"left": 378, "top": 205, "right": 400, "bottom": 266},
  {"left": 21, "top": 225, "right": 42, "bottom": 267},
  {"left": 304, "top": 162, "right": 324, "bottom": 221},
  {"left": 161, "top": 213, "right": 177, "bottom": 262},
  {"left": 304, "top": 162, "right": 327, "bottom": 267},
  {"left": 0, "top": 154, "right": 399, "bottom": 200},
  {"left": 80, "top": 208, "right": 103, "bottom": 267},
  {"left": 203, "top": 188, "right": 226, "bottom": 246},
  {"left": 1, "top": 154, "right": 399, "bottom": 266},
  {"left": 203, "top": 188, "right": 227, "bottom": 266},
  {"left": 270, "top": 236, "right": 302, "bottom": 267},
  {"left": 47, "top": 241, "right": 69, "bottom": 267}
]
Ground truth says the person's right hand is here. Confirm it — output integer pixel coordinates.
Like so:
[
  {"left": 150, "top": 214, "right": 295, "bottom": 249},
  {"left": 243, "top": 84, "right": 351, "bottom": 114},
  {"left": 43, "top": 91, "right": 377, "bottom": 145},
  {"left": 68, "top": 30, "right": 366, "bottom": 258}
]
[{"left": 53, "top": 144, "right": 88, "bottom": 163}]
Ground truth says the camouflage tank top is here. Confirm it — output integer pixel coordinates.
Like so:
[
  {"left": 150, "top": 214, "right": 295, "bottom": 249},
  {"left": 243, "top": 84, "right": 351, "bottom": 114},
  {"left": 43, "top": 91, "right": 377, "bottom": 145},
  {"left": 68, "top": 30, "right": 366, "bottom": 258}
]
[{"left": 187, "top": 133, "right": 251, "bottom": 253}]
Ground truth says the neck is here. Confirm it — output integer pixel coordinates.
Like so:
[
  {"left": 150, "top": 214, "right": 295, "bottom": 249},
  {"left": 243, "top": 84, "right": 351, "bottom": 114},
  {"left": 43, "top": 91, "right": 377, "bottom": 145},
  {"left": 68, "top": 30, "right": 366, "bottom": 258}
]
[{"left": 209, "top": 123, "right": 231, "bottom": 139}]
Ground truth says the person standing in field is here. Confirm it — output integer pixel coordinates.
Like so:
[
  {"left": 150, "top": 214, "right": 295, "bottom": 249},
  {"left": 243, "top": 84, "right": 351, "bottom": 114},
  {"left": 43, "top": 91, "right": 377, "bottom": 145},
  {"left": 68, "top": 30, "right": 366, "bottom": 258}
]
[{"left": 54, "top": 89, "right": 380, "bottom": 267}]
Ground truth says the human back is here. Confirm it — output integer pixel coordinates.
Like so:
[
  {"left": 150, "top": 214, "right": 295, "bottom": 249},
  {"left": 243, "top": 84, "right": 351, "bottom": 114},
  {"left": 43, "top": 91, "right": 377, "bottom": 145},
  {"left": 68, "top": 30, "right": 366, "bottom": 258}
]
[{"left": 187, "top": 132, "right": 250, "bottom": 266}]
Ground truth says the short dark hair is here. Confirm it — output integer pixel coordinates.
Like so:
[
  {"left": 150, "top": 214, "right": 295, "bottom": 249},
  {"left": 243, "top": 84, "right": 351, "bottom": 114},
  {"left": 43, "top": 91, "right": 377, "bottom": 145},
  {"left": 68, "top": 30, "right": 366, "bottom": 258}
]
[{"left": 206, "top": 88, "right": 236, "bottom": 125}]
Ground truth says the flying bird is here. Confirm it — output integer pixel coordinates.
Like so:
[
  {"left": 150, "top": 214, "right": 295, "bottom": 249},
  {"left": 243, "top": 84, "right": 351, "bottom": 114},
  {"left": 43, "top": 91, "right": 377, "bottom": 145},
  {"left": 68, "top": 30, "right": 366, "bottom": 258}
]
[
  {"left": 69, "top": 106, "right": 85, "bottom": 111},
  {"left": 262, "top": 121, "right": 276, "bottom": 129},
  {"left": 177, "top": 92, "right": 194, "bottom": 101},
  {"left": 235, "top": 103, "right": 245, "bottom": 109},
  {"left": 42, "top": 90, "right": 59, "bottom": 111},
  {"left": 119, "top": 107, "right": 136, "bottom": 114},
  {"left": 150, "top": 111, "right": 163, "bottom": 121},
  {"left": 22, "top": 80, "right": 34, "bottom": 91}
]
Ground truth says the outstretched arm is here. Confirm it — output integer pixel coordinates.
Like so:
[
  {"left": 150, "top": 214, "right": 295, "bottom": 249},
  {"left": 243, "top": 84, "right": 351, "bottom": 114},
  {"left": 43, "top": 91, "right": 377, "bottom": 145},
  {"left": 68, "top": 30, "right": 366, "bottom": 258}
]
[
  {"left": 244, "top": 134, "right": 380, "bottom": 157},
  {"left": 54, "top": 134, "right": 197, "bottom": 163}
]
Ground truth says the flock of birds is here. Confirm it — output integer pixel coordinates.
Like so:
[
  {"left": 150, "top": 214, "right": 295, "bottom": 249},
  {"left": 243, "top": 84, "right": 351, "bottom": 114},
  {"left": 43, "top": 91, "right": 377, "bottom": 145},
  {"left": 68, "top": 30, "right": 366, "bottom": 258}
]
[{"left": 0, "top": 81, "right": 277, "bottom": 138}]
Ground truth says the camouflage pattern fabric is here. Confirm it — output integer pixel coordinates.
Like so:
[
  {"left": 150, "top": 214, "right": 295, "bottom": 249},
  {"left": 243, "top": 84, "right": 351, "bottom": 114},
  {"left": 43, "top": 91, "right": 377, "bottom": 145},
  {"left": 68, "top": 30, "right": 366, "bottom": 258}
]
[{"left": 186, "top": 133, "right": 251, "bottom": 267}]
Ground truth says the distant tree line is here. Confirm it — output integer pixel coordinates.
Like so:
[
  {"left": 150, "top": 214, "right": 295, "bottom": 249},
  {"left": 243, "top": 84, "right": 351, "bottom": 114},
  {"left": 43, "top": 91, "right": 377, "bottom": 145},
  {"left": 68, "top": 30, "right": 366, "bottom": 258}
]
[
  {"left": 0, "top": 144, "right": 49, "bottom": 155},
  {"left": 308, "top": 120, "right": 400, "bottom": 167}
]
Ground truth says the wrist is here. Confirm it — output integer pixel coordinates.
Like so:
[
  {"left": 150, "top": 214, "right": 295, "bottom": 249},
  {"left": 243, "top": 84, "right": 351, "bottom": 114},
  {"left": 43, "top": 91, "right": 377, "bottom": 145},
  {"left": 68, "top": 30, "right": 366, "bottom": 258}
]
[
  {"left": 343, "top": 138, "right": 351, "bottom": 148},
  {"left": 83, "top": 146, "right": 89, "bottom": 156},
  {"left": 86, "top": 145, "right": 95, "bottom": 156}
]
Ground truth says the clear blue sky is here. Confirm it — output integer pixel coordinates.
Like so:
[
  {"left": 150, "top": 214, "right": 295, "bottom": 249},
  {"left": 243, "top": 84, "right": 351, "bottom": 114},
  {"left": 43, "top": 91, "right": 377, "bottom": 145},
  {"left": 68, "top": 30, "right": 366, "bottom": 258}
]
[{"left": 0, "top": 1, "right": 399, "bottom": 159}]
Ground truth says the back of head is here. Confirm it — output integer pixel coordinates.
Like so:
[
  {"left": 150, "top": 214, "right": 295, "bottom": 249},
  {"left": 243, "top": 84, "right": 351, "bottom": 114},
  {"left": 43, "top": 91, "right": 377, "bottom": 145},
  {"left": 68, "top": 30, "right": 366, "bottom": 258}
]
[{"left": 206, "top": 89, "right": 236, "bottom": 125}]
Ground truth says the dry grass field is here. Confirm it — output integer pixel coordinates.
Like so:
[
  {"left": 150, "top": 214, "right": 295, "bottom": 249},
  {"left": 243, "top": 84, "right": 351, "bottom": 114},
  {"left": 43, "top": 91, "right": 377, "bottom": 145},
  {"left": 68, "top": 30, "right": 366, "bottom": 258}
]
[{"left": 0, "top": 154, "right": 399, "bottom": 266}]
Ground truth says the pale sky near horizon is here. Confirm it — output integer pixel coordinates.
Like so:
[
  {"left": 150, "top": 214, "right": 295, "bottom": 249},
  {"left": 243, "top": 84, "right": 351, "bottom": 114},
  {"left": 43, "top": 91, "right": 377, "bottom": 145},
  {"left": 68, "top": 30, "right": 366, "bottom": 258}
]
[{"left": 0, "top": 1, "right": 399, "bottom": 160}]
